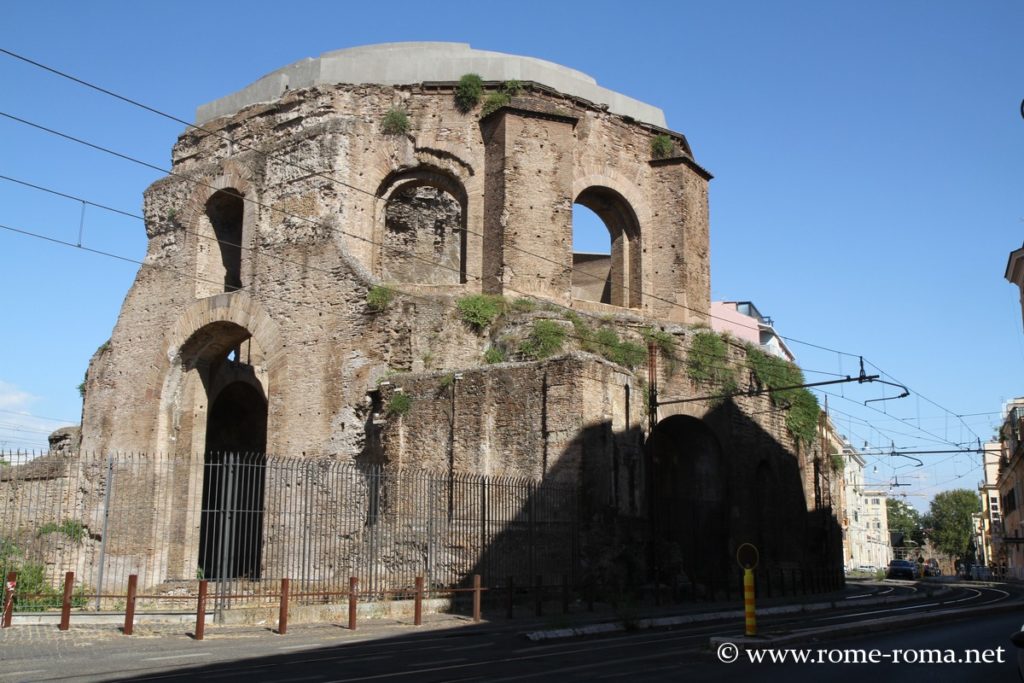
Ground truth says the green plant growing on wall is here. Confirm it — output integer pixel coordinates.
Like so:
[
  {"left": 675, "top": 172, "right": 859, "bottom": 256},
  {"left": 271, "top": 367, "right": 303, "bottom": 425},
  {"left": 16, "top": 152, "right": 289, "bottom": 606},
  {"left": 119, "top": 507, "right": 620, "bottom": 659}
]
[
  {"left": 686, "top": 330, "right": 737, "bottom": 397},
  {"left": 381, "top": 107, "right": 410, "bottom": 135},
  {"left": 36, "top": 519, "right": 86, "bottom": 544},
  {"left": 387, "top": 391, "right": 412, "bottom": 418},
  {"left": 592, "top": 328, "right": 646, "bottom": 369},
  {"left": 830, "top": 452, "right": 845, "bottom": 473},
  {"left": 746, "top": 346, "right": 821, "bottom": 445},
  {"left": 457, "top": 294, "right": 505, "bottom": 331},
  {"left": 509, "top": 297, "right": 536, "bottom": 313},
  {"left": 642, "top": 326, "right": 678, "bottom": 375},
  {"left": 480, "top": 92, "right": 510, "bottom": 117},
  {"left": 519, "top": 320, "right": 567, "bottom": 360},
  {"left": 651, "top": 134, "right": 674, "bottom": 159},
  {"left": 484, "top": 346, "right": 506, "bottom": 364},
  {"left": 366, "top": 285, "right": 395, "bottom": 313},
  {"left": 502, "top": 80, "right": 523, "bottom": 96},
  {"left": 455, "top": 73, "right": 484, "bottom": 112}
]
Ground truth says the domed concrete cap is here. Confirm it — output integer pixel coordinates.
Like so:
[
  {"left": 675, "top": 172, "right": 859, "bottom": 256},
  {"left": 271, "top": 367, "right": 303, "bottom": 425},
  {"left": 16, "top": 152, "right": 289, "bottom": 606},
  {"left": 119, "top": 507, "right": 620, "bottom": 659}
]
[{"left": 196, "top": 42, "right": 667, "bottom": 128}]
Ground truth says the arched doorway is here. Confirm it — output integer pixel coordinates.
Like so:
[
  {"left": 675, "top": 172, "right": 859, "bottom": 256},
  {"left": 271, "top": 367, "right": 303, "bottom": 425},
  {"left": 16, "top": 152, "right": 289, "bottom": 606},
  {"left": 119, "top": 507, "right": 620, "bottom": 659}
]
[
  {"left": 175, "top": 320, "right": 269, "bottom": 581},
  {"left": 646, "top": 415, "right": 728, "bottom": 588}
]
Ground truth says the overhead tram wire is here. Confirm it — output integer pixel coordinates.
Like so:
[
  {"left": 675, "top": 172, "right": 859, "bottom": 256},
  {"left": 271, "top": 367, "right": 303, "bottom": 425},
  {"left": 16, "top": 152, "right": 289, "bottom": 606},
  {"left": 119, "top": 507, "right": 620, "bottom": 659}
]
[
  {"left": 3, "top": 44, "right": 980, "bottom": 450},
  {"left": 4, "top": 49, "right": 963, "bottom": 435},
  {"left": 0, "top": 74, "right": 945, "bottom": 433}
]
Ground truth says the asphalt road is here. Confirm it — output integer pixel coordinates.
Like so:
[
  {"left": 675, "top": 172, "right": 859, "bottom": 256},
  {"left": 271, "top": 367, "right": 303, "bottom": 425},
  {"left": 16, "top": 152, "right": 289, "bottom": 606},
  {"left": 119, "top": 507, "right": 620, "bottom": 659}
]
[{"left": 1, "top": 580, "right": 1019, "bottom": 682}]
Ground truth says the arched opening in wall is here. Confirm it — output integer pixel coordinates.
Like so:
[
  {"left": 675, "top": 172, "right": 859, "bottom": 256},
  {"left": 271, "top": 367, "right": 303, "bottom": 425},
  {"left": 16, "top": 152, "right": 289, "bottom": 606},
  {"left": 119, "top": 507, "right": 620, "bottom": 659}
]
[
  {"left": 646, "top": 415, "right": 727, "bottom": 588},
  {"left": 381, "top": 170, "right": 466, "bottom": 285},
  {"left": 204, "top": 189, "right": 244, "bottom": 292},
  {"left": 573, "top": 187, "right": 641, "bottom": 308},
  {"left": 179, "top": 321, "right": 269, "bottom": 581},
  {"left": 200, "top": 381, "right": 267, "bottom": 580}
]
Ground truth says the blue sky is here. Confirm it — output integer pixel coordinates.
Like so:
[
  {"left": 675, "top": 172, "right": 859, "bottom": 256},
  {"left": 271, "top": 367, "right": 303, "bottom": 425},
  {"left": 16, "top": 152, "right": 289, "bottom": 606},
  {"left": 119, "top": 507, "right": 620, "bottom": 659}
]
[{"left": 1, "top": 1, "right": 1021, "bottom": 509}]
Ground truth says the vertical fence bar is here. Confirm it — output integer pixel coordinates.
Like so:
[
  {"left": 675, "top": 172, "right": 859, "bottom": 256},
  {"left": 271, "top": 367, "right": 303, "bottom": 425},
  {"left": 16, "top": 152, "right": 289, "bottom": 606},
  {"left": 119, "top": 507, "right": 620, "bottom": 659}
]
[
  {"left": 124, "top": 574, "right": 138, "bottom": 635},
  {"left": 95, "top": 456, "right": 114, "bottom": 611},
  {"left": 195, "top": 579, "right": 208, "bottom": 640},
  {"left": 59, "top": 571, "right": 74, "bottom": 631},
  {"left": 348, "top": 576, "right": 358, "bottom": 631},
  {"left": 278, "top": 578, "right": 289, "bottom": 635}
]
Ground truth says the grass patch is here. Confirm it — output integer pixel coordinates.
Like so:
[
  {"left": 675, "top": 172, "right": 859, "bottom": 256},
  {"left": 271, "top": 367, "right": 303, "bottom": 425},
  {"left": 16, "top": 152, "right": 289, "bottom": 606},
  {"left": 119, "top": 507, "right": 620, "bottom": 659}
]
[
  {"left": 457, "top": 294, "right": 506, "bottom": 332},
  {"left": 480, "top": 92, "right": 510, "bottom": 117},
  {"left": 651, "top": 134, "right": 674, "bottom": 159},
  {"left": 387, "top": 392, "right": 412, "bottom": 418},
  {"left": 366, "top": 285, "right": 395, "bottom": 313},
  {"left": 509, "top": 297, "right": 537, "bottom": 313},
  {"left": 455, "top": 73, "right": 484, "bottom": 112},
  {"left": 519, "top": 320, "right": 567, "bottom": 360},
  {"left": 381, "top": 108, "right": 410, "bottom": 135},
  {"left": 36, "top": 520, "right": 86, "bottom": 544},
  {"left": 484, "top": 346, "right": 506, "bottom": 364}
]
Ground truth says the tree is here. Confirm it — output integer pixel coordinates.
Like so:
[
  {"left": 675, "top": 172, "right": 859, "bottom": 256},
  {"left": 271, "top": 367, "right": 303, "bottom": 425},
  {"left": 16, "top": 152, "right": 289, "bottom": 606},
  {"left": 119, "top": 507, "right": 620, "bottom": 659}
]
[
  {"left": 926, "top": 489, "right": 980, "bottom": 559},
  {"left": 887, "top": 498, "right": 924, "bottom": 546}
]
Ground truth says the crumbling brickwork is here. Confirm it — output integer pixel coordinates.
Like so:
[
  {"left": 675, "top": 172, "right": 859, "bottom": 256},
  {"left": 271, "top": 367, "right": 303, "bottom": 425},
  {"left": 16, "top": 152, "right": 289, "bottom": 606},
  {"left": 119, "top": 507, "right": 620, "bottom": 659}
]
[{"left": 61, "top": 44, "right": 840, "bottom": 594}]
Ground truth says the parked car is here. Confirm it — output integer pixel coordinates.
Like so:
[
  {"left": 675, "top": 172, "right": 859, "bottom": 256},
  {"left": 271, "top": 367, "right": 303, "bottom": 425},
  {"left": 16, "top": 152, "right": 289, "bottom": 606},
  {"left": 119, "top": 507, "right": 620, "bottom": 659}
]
[
  {"left": 887, "top": 559, "right": 917, "bottom": 580},
  {"left": 924, "top": 559, "right": 940, "bottom": 577}
]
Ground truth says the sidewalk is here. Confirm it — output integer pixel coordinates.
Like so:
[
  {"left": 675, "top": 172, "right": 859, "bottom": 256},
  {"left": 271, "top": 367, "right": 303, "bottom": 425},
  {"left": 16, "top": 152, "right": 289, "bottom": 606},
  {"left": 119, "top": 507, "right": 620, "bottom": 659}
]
[{"left": 0, "top": 578, "right": 951, "bottom": 648}]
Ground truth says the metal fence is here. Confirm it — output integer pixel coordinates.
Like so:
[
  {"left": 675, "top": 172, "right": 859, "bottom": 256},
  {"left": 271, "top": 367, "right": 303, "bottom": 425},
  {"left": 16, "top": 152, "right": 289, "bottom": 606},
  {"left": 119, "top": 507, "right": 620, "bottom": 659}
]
[{"left": 0, "top": 452, "right": 578, "bottom": 612}]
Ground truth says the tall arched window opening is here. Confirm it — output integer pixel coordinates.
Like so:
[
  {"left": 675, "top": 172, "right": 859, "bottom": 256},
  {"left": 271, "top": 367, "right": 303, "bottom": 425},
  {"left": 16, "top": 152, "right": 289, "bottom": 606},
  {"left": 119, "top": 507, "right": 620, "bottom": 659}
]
[
  {"left": 205, "top": 189, "right": 244, "bottom": 292},
  {"left": 381, "top": 171, "right": 466, "bottom": 285},
  {"left": 572, "top": 187, "right": 641, "bottom": 308}
]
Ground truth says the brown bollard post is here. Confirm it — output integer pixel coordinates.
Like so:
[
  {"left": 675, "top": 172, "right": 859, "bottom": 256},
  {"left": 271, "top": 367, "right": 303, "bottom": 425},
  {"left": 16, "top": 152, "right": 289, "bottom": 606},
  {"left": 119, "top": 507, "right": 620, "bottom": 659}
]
[
  {"left": 472, "top": 574, "right": 481, "bottom": 623},
  {"left": 534, "top": 575, "right": 543, "bottom": 617},
  {"left": 278, "top": 578, "right": 290, "bottom": 635},
  {"left": 414, "top": 576, "right": 423, "bottom": 626},
  {"left": 124, "top": 574, "right": 138, "bottom": 635},
  {"left": 506, "top": 576, "right": 514, "bottom": 619},
  {"left": 348, "top": 577, "right": 358, "bottom": 631},
  {"left": 59, "top": 571, "right": 75, "bottom": 631},
  {"left": 195, "top": 579, "right": 208, "bottom": 640},
  {"left": 3, "top": 571, "right": 16, "bottom": 628}
]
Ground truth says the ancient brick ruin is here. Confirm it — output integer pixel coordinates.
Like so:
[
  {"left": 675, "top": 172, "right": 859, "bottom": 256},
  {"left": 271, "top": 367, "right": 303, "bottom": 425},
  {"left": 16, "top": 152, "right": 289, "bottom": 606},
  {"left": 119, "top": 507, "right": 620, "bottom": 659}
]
[{"left": 6, "top": 44, "right": 842, "bottom": 602}]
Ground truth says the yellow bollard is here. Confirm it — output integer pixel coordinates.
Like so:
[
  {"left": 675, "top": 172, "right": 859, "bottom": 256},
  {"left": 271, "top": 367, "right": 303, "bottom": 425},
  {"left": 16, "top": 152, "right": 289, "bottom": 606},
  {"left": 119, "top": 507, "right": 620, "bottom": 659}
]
[{"left": 744, "top": 567, "right": 756, "bottom": 636}]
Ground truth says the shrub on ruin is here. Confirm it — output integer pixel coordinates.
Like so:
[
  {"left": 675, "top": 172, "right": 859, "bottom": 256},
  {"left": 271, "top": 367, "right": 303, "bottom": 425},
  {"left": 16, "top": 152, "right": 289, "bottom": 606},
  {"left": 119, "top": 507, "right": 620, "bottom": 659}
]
[
  {"left": 484, "top": 346, "right": 506, "bottom": 364},
  {"left": 519, "top": 320, "right": 567, "bottom": 360},
  {"left": 651, "top": 134, "right": 674, "bottom": 159},
  {"left": 387, "top": 391, "right": 412, "bottom": 417},
  {"left": 686, "top": 330, "right": 737, "bottom": 397},
  {"left": 746, "top": 346, "right": 821, "bottom": 445},
  {"left": 480, "top": 92, "right": 510, "bottom": 117},
  {"left": 381, "top": 107, "right": 410, "bottom": 135},
  {"left": 501, "top": 80, "right": 523, "bottom": 96},
  {"left": 457, "top": 294, "right": 505, "bottom": 332},
  {"left": 455, "top": 73, "right": 484, "bottom": 112},
  {"left": 366, "top": 285, "right": 395, "bottom": 313}
]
